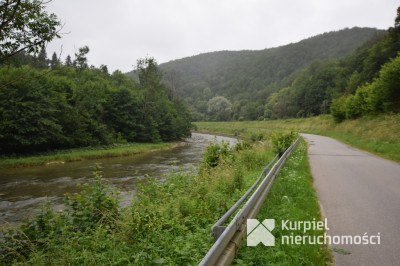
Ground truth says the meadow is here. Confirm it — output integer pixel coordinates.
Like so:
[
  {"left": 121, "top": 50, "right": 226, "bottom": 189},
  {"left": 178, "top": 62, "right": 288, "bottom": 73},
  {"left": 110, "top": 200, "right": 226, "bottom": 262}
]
[{"left": 195, "top": 113, "right": 400, "bottom": 162}]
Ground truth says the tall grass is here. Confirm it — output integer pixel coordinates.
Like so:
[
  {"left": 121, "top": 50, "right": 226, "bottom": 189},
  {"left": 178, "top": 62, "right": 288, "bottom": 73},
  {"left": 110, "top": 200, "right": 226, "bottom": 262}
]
[{"left": 196, "top": 113, "right": 400, "bottom": 162}]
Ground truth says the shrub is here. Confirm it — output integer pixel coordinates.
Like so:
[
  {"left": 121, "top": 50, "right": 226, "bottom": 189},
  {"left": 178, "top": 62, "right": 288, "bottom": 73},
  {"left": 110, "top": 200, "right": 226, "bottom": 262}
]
[
  {"left": 202, "top": 138, "right": 231, "bottom": 168},
  {"left": 345, "top": 94, "right": 362, "bottom": 119},
  {"left": 64, "top": 165, "right": 120, "bottom": 231},
  {"left": 330, "top": 96, "right": 347, "bottom": 122},
  {"left": 270, "top": 131, "right": 297, "bottom": 155},
  {"left": 251, "top": 132, "right": 264, "bottom": 142}
]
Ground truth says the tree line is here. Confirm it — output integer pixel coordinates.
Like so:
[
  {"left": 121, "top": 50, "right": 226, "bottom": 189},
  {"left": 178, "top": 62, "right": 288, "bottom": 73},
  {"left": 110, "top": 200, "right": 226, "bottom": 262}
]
[{"left": 0, "top": 52, "right": 192, "bottom": 155}]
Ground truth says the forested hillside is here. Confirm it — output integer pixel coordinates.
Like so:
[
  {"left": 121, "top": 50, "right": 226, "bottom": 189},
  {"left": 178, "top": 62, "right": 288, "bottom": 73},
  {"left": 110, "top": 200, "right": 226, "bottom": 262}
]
[
  {"left": 0, "top": 53, "right": 192, "bottom": 155},
  {"left": 266, "top": 7, "right": 400, "bottom": 121},
  {"left": 142, "top": 27, "right": 385, "bottom": 121}
]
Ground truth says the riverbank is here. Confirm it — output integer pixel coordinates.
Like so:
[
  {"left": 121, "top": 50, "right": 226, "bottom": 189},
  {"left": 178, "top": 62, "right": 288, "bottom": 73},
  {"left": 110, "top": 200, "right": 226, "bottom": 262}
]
[
  {"left": 195, "top": 113, "right": 400, "bottom": 162},
  {"left": 0, "top": 133, "right": 230, "bottom": 225},
  {"left": 0, "top": 142, "right": 185, "bottom": 169}
]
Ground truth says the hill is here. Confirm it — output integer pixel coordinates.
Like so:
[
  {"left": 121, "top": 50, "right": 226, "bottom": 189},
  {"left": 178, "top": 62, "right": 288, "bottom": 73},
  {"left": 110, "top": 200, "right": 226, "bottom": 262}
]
[{"left": 136, "top": 27, "right": 384, "bottom": 120}]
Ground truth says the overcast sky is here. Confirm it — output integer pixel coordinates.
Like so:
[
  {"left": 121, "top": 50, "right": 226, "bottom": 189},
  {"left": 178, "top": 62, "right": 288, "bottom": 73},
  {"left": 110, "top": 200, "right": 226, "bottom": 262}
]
[{"left": 46, "top": 0, "right": 399, "bottom": 73}]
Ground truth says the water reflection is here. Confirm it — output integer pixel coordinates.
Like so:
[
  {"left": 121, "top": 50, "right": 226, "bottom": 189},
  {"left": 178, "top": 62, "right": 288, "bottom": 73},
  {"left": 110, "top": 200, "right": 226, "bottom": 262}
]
[{"left": 0, "top": 133, "right": 237, "bottom": 223}]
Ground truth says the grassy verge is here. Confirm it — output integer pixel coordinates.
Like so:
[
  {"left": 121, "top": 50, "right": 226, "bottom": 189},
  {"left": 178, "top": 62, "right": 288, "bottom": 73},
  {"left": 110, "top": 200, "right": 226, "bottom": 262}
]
[
  {"left": 195, "top": 113, "right": 400, "bottom": 162},
  {"left": 0, "top": 142, "right": 177, "bottom": 168},
  {"left": 235, "top": 138, "right": 333, "bottom": 265}
]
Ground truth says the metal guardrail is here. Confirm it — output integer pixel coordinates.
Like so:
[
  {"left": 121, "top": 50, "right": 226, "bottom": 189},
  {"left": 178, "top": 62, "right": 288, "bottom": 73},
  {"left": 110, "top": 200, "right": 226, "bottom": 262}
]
[
  {"left": 210, "top": 153, "right": 279, "bottom": 241},
  {"left": 199, "top": 136, "right": 300, "bottom": 266}
]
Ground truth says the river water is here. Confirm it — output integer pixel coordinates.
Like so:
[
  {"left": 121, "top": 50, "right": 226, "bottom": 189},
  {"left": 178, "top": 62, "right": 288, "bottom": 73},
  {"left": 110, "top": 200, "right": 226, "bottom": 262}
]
[{"left": 0, "top": 133, "right": 237, "bottom": 224}]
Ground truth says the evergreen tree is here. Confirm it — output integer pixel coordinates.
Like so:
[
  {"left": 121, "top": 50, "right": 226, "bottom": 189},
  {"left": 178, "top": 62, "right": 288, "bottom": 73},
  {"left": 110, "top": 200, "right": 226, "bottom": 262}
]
[
  {"left": 50, "top": 52, "right": 59, "bottom": 69},
  {"left": 65, "top": 55, "right": 72, "bottom": 66},
  {"left": 73, "top": 46, "right": 90, "bottom": 69},
  {"left": 36, "top": 47, "right": 48, "bottom": 69}
]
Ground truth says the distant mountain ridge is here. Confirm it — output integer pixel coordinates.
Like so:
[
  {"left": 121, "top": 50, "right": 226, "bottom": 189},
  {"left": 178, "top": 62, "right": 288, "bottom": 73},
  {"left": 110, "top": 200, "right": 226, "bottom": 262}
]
[
  {"left": 157, "top": 27, "right": 383, "bottom": 98},
  {"left": 125, "top": 27, "right": 385, "bottom": 121}
]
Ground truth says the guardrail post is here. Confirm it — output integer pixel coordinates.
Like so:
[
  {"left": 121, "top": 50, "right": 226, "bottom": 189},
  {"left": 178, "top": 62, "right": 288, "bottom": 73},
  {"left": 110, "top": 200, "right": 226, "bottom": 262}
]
[{"left": 212, "top": 226, "right": 227, "bottom": 241}]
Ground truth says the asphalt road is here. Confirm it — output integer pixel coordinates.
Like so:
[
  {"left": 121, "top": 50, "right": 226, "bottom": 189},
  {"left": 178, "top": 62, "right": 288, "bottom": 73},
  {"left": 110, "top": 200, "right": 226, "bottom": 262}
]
[{"left": 302, "top": 134, "right": 400, "bottom": 266}]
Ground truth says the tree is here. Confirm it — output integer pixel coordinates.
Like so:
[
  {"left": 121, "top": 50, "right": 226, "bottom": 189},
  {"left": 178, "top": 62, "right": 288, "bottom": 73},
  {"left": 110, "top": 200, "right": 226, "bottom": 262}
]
[
  {"left": 136, "top": 57, "right": 164, "bottom": 119},
  {"left": 163, "top": 69, "right": 179, "bottom": 100},
  {"left": 65, "top": 54, "right": 72, "bottom": 66},
  {"left": 243, "top": 102, "right": 263, "bottom": 120},
  {"left": 207, "top": 96, "right": 232, "bottom": 121},
  {"left": 99, "top": 64, "right": 108, "bottom": 74},
  {"left": 134, "top": 57, "right": 192, "bottom": 142},
  {"left": 0, "top": 0, "right": 61, "bottom": 63},
  {"left": 36, "top": 46, "right": 48, "bottom": 69},
  {"left": 105, "top": 87, "right": 141, "bottom": 142},
  {"left": 50, "top": 51, "right": 59, "bottom": 69},
  {"left": 264, "top": 88, "right": 297, "bottom": 119},
  {"left": 73, "top": 46, "right": 89, "bottom": 69},
  {"left": 203, "top": 87, "right": 212, "bottom": 100},
  {"left": 0, "top": 66, "right": 64, "bottom": 153}
]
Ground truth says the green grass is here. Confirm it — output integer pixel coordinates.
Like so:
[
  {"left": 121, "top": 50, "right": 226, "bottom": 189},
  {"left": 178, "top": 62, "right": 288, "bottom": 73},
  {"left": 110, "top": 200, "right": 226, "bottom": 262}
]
[
  {"left": 195, "top": 113, "right": 400, "bottom": 162},
  {"left": 235, "top": 138, "right": 333, "bottom": 265},
  {"left": 0, "top": 142, "right": 177, "bottom": 168}
]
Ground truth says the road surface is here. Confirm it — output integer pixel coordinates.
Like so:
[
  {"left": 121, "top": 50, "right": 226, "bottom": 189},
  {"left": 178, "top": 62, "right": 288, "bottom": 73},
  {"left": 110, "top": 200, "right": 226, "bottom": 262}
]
[{"left": 302, "top": 134, "right": 400, "bottom": 266}]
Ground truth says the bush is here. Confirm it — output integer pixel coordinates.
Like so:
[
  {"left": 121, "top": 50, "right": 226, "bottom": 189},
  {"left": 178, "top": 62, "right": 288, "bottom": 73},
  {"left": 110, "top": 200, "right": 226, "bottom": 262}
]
[
  {"left": 331, "top": 96, "right": 347, "bottom": 122},
  {"left": 270, "top": 131, "right": 297, "bottom": 155},
  {"left": 64, "top": 165, "right": 120, "bottom": 231},
  {"left": 202, "top": 138, "right": 231, "bottom": 168},
  {"left": 345, "top": 94, "right": 362, "bottom": 119},
  {"left": 250, "top": 132, "right": 264, "bottom": 142}
]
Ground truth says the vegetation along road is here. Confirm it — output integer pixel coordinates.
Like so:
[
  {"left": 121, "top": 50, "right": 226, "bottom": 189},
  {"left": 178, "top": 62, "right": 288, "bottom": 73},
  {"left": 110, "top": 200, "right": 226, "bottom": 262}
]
[{"left": 302, "top": 134, "right": 400, "bottom": 266}]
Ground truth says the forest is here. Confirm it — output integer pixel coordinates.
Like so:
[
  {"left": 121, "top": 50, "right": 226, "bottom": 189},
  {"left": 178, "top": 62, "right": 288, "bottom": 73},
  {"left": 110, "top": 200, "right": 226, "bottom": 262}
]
[
  {"left": 0, "top": 51, "right": 192, "bottom": 155},
  {"left": 265, "top": 8, "right": 400, "bottom": 121},
  {"left": 151, "top": 7, "right": 400, "bottom": 122}
]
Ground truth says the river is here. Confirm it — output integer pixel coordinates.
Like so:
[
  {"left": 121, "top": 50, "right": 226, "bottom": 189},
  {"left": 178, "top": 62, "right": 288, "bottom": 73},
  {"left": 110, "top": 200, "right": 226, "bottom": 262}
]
[{"left": 0, "top": 133, "right": 237, "bottom": 224}]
